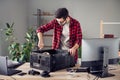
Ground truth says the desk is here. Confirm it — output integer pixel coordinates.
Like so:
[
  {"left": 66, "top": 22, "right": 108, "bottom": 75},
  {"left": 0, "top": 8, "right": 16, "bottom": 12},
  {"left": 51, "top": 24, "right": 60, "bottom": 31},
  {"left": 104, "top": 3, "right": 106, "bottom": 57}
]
[{"left": 0, "top": 63, "right": 120, "bottom": 80}]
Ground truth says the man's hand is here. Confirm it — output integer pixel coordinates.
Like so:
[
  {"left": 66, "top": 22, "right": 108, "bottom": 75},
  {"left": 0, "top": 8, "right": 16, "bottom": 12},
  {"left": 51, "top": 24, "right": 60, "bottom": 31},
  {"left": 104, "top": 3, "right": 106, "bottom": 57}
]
[
  {"left": 38, "top": 41, "right": 44, "bottom": 49},
  {"left": 68, "top": 43, "right": 79, "bottom": 56},
  {"left": 68, "top": 47, "right": 76, "bottom": 56}
]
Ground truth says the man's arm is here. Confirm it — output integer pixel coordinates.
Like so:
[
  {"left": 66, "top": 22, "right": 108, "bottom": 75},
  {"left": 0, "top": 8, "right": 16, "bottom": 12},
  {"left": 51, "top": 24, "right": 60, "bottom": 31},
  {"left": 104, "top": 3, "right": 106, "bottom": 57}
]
[
  {"left": 69, "top": 21, "right": 82, "bottom": 56},
  {"left": 37, "top": 32, "right": 44, "bottom": 49},
  {"left": 36, "top": 19, "right": 57, "bottom": 49}
]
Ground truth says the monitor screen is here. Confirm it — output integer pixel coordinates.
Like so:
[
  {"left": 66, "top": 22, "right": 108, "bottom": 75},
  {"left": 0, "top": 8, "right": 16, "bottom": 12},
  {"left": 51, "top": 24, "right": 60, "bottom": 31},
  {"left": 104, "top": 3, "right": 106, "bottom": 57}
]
[{"left": 81, "top": 38, "right": 120, "bottom": 72}]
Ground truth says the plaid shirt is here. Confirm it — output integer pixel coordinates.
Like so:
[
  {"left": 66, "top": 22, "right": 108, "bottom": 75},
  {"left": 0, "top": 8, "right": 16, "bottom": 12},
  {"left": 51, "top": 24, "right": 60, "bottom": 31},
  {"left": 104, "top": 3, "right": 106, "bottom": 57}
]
[{"left": 36, "top": 16, "right": 82, "bottom": 61}]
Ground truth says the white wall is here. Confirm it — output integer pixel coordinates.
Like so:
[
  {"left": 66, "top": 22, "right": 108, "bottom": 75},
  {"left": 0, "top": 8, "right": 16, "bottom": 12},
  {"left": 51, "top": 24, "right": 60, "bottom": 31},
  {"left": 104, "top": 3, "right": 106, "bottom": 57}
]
[
  {"left": 64, "top": 0, "right": 120, "bottom": 38},
  {"left": 0, "top": 0, "right": 28, "bottom": 56},
  {"left": 29, "top": 0, "right": 120, "bottom": 38}
]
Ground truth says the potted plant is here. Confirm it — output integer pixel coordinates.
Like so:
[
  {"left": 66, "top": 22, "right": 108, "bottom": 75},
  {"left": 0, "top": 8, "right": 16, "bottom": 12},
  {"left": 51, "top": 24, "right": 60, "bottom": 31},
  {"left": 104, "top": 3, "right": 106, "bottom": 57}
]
[
  {"left": 4, "top": 22, "right": 38, "bottom": 62},
  {"left": 20, "top": 27, "right": 38, "bottom": 62}
]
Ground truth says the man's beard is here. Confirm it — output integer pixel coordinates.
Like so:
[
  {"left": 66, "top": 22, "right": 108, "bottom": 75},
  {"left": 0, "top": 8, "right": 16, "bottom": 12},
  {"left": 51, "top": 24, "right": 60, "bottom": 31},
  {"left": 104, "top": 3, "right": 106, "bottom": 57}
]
[{"left": 59, "top": 21, "right": 67, "bottom": 26}]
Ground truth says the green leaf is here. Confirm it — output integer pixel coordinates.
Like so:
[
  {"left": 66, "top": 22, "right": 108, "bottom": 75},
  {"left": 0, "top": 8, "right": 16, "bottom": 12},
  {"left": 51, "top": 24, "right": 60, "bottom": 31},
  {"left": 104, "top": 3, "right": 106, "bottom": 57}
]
[
  {"left": 26, "top": 33, "right": 31, "bottom": 38},
  {"left": 11, "top": 22, "right": 14, "bottom": 28},
  {"left": 20, "top": 54, "right": 25, "bottom": 62},
  {"left": 11, "top": 51, "right": 16, "bottom": 55},
  {"left": 11, "top": 42, "right": 19, "bottom": 49},
  {"left": 5, "top": 32, "right": 10, "bottom": 36},
  {"left": 6, "top": 23, "right": 10, "bottom": 28},
  {"left": 14, "top": 58, "right": 18, "bottom": 61}
]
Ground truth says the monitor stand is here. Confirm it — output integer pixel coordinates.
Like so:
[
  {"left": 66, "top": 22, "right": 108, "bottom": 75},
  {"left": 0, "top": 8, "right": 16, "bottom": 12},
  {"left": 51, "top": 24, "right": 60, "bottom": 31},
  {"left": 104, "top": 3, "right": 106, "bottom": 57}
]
[{"left": 92, "top": 47, "right": 115, "bottom": 78}]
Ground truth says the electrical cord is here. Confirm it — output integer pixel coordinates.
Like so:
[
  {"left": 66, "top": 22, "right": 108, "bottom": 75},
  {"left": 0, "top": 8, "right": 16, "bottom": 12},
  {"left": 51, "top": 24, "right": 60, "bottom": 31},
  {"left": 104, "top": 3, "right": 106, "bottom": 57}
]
[
  {"left": 93, "top": 76, "right": 99, "bottom": 80},
  {"left": 87, "top": 73, "right": 90, "bottom": 80},
  {"left": 86, "top": 70, "right": 101, "bottom": 80},
  {"left": 92, "top": 72, "right": 101, "bottom": 80},
  {"left": 87, "top": 73, "right": 100, "bottom": 80},
  {"left": 10, "top": 76, "right": 16, "bottom": 80}
]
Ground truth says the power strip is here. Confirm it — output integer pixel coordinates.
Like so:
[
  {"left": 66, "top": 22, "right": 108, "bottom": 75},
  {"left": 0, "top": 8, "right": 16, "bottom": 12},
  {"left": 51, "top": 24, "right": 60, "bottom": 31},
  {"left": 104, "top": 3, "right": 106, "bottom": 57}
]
[{"left": 66, "top": 67, "right": 90, "bottom": 73}]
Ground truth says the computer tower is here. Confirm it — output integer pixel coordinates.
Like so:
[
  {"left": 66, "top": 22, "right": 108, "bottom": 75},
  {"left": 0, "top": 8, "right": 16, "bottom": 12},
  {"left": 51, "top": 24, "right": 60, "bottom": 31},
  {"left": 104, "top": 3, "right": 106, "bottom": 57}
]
[{"left": 30, "top": 49, "right": 75, "bottom": 72}]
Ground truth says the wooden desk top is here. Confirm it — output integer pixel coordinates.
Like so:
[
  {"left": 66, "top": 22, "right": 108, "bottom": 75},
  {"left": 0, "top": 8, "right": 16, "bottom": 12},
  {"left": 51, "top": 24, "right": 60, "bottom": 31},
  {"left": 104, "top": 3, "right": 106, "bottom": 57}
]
[{"left": 0, "top": 63, "right": 120, "bottom": 80}]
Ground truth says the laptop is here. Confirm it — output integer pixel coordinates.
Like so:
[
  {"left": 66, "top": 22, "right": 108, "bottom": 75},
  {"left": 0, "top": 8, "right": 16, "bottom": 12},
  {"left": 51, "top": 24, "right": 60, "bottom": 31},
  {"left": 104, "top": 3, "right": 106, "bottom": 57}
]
[{"left": 0, "top": 56, "right": 22, "bottom": 76}]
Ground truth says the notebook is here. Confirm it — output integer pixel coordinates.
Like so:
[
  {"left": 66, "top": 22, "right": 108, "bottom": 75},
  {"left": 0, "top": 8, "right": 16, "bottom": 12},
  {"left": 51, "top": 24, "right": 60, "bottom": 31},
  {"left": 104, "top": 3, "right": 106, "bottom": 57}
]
[{"left": 0, "top": 56, "right": 22, "bottom": 76}]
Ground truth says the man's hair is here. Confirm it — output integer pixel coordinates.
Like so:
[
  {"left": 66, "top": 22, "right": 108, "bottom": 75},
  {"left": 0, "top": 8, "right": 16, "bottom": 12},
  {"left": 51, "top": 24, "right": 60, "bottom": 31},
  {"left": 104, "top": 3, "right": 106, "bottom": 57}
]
[{"left": 55, "top": 8, "right": 69, "bottom": 19}]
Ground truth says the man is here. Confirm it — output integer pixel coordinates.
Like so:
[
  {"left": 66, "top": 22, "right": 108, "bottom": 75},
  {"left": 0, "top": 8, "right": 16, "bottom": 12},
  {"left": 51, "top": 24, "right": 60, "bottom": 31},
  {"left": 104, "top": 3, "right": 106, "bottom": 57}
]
[{"left": 36, "top": 8, "right": 82, "bottom": 63}]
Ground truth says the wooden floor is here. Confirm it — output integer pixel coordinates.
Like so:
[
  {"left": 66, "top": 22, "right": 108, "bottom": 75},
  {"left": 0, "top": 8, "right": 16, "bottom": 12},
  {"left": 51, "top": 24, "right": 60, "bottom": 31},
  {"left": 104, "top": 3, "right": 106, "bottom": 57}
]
[{"left": 0, "top": 63, "right": 120, "bottom": 80}]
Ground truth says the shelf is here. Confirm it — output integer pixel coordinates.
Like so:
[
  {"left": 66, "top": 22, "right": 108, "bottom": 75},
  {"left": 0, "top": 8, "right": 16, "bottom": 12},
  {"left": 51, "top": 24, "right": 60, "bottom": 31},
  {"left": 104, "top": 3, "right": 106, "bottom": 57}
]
[
  {"left": 100, "top": 20, "right": 120, "bottom": 38},
  {"left": 33, "top": 13, "right": 54, "bottom": 16},
  {"left": 33, "top": 9, "right": 53, "bottom": 49},
  {"left": 44, "top": 45, "right": 52, "bottom": 47},
  {"left": 43, "top": 34, "right": 53, "bottom": 37}
]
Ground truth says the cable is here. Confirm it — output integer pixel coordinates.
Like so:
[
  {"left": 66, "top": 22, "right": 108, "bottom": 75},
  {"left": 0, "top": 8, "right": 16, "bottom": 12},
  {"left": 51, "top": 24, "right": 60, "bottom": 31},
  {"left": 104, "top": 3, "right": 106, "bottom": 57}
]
[
  {"left": 96, "top": 77, "right": 100, "bottom": 80},
  {"left": 10, "top": 76, "right": 16, "bottom": 80},
  {"left": 93, "top": 76, "right": 99, "bottom": 80},
  {"left": 86, "top": 72, "right": 100, "bottom": 80},
  {"left": 87, "top": 73, "right": 90, "bottom": 80},
  {"left": 92, "top": 73, "right": 100, "bottom": 80}
]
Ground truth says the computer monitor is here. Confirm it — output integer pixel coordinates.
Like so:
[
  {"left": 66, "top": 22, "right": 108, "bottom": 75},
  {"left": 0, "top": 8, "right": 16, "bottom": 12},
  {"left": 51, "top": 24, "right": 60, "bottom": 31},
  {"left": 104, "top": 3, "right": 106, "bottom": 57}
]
[{"left": 81, "top": 38, "right": 120, "bottom": 77}]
